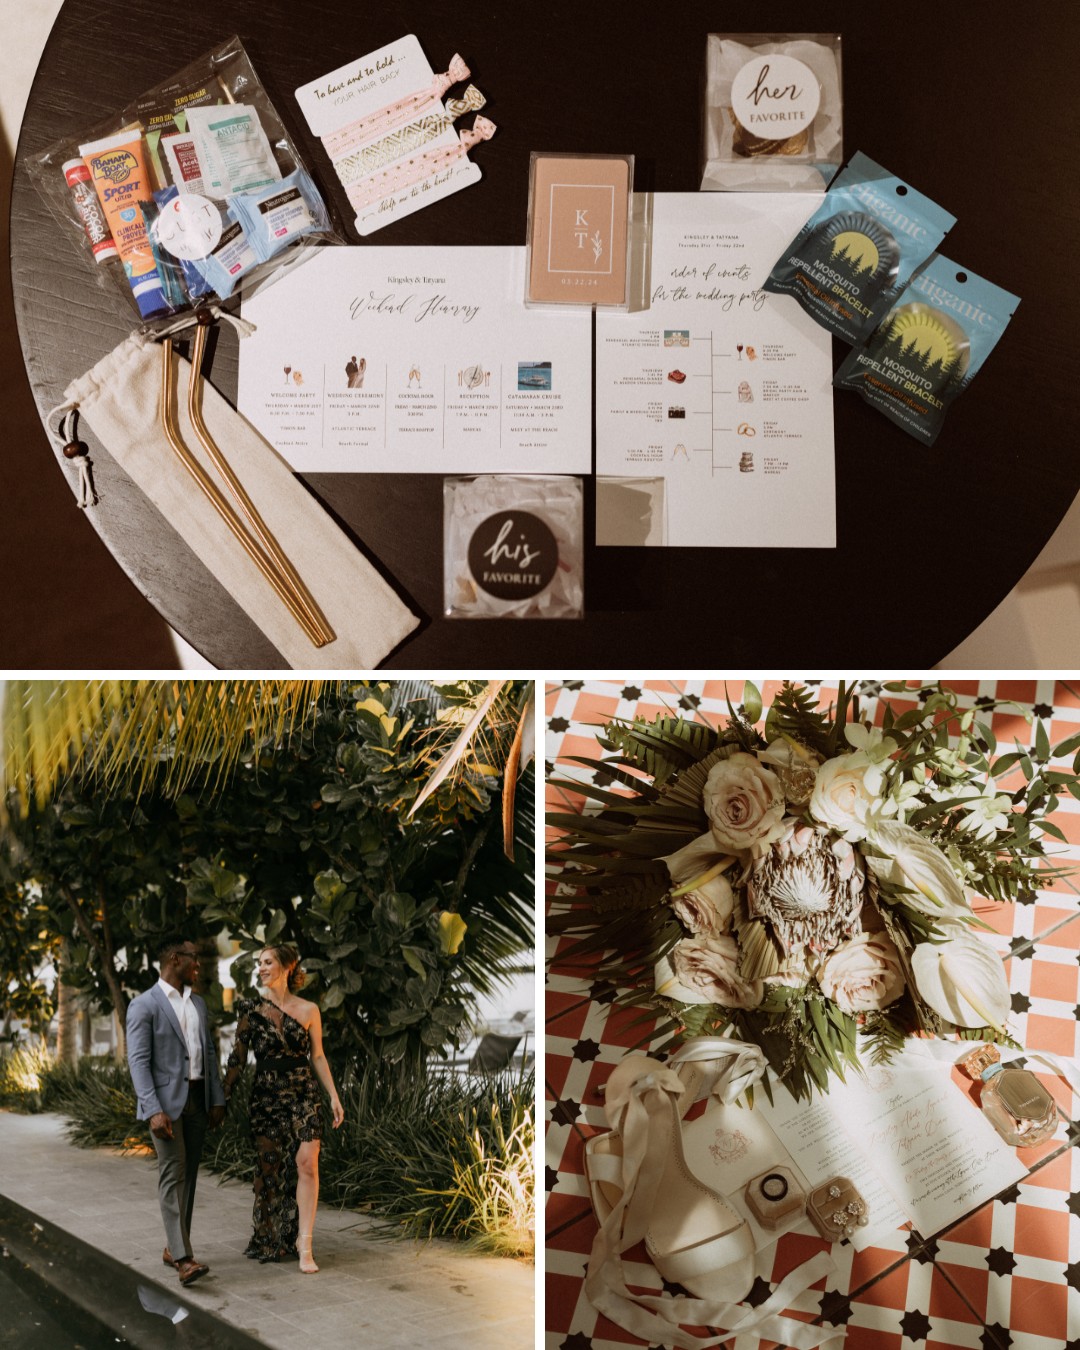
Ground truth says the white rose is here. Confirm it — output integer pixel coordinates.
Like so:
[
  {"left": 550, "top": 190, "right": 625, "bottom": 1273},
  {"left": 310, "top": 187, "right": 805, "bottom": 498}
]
[
  {"left": 703, "top": 752, "right": 786, "bottom": 854},
  {"left": 662, "top": 832, "right": 736, "bottom": 935},
  {"left": 809, "top": 752, "right": 878, "bottom": 841},
  {"left": 655, "top": 936, "right": 764, "bottom": 1009},
  {"left": 817, "top": 933, "right": 905, "bottom": 1014}
]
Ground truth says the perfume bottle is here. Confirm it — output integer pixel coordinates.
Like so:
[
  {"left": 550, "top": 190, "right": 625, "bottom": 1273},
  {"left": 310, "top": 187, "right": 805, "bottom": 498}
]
[{"left": 959, "top": 1044, "right": 1057, "bottom": 1146}]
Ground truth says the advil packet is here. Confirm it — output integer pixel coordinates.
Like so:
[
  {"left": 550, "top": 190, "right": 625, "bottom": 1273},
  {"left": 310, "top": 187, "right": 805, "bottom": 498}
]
[
  {"left": 834, "top": 256, "right": 1019, "bottom": 446},
  {"left": 763, "top": 152, "right": 956, "bottom": 344}
]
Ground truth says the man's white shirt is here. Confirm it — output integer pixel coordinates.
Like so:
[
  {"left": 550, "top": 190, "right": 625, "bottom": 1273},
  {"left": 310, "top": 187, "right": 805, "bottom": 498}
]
[{"left": 156, "top": 978, "right": 204, "bottom": 1080}]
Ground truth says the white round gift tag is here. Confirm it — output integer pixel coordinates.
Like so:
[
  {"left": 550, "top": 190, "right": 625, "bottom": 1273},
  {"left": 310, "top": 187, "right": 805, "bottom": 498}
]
[
  {"left": 155, "top": 193, "right": 223, "bottom": 260},
  {"left": 730, "top": 54, "right": 820, "bottom": 140}
]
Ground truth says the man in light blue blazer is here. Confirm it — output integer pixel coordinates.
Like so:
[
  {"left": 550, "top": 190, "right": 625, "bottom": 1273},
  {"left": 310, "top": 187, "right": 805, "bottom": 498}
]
[{"left": 126, "top": 933, "right": 225, "bottom": 1287}]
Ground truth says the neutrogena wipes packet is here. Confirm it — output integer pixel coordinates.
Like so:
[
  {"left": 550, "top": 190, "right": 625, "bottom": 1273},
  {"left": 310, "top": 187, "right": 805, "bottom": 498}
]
[
  {"left": 833, "top": 256, "right": 1019, "bottom": 446},
  {"left": 762, "top": 152, "right": 956, "bottom": 345}
]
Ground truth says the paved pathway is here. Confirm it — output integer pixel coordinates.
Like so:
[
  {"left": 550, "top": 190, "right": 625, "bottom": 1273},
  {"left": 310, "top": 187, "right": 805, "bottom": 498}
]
[{"left": 0, "top": 1111, "right": 533, "bottom": 1349}]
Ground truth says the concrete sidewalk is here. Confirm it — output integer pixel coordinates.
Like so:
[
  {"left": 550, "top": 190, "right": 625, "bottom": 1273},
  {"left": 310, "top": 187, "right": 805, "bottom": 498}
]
[{"left": 0, "top": 1111, "right": 533, "bottom": 1350}]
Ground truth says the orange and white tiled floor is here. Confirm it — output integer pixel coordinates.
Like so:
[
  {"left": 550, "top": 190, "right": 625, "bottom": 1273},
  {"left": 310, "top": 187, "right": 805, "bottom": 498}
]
[{"left": 545, "top": 679, "right": 1080, "bottom": 1350}]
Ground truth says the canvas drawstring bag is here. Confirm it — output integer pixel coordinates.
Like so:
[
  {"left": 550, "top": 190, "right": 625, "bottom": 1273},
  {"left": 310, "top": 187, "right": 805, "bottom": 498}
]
[{"left": 49, "top": 313, "right": 419, "bottom": 668}]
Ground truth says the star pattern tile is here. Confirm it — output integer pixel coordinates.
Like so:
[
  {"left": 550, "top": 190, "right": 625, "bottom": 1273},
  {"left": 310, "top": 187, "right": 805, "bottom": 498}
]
[{"left": 545, "top": 678, "right": 1080, "bottom": 1350}]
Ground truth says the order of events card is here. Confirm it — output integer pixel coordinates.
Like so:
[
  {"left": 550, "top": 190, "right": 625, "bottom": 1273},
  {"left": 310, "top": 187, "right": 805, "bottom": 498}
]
[
  {"left": 237, "top": 247, "right": 591, "bottom": 473},
  {"left": 595, "top": 192, "right": 836, "bottom": 548}
]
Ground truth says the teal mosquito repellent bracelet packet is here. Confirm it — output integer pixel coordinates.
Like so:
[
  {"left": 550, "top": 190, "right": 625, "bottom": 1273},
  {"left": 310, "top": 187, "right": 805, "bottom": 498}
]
[
  {"left": 762, "top": 151, "right": 956, "bottom": 345},
  {"left": 834, "top": 256, "right": 1020, "bottom": 446}
]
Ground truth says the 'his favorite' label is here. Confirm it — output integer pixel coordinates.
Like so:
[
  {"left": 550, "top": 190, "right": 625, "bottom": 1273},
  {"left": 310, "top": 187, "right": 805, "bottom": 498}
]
[{"left": 468, "top": 510, "right": 557, "bottom": 599}]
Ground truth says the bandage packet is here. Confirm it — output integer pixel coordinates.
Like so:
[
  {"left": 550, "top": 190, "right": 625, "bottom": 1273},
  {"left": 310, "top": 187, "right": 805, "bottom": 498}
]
[
  {"left": 763, "top": 152, "right": 956, "bottom": 345},
  {"left": 834, "top": 256, "right": 1019, "bottom": 447}
]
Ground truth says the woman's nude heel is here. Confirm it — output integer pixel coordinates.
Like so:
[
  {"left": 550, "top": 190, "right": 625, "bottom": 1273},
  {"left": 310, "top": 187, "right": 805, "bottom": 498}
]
[{"left": 297, "top": 1233, "right": 319, "bottom": 1273}]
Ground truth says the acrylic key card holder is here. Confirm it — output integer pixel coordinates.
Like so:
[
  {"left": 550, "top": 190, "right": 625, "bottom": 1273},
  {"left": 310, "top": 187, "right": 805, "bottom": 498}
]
[{"left": 525, "top": 153, "right": 634, "bottom": 308}]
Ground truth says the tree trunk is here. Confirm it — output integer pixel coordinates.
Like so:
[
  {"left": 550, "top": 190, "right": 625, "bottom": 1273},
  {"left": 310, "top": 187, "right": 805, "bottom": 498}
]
[
  {"left": 80, "top": 1004, "right": 92, "bottom": 1057},
  {"left": 55, "top": 940, "right": 79, "bottom": 1066},
  {"left": 59, "top": 883, "right": 129, "bottom": 1031}
]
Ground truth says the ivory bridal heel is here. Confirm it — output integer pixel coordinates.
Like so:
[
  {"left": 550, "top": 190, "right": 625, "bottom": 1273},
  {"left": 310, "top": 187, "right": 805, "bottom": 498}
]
[{"left": 584, "top": 1044, "right": 760, "bottom": 1304}]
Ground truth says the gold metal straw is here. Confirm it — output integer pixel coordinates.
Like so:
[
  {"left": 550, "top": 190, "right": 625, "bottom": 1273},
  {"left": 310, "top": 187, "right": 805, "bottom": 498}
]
[
  {"left": 186, "top": 318, "right": 335, "bottom": 645},
  {"left": 159, "top": 336, "right": 331, "bottom": 648}
]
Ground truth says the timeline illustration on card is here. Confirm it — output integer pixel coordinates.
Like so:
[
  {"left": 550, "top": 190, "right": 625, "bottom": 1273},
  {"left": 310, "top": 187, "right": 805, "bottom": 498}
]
[
  {"left": 595, "top": 193, "right": 836, "bottom": 548},
  {"left": 238, "top": 248, "right": 591, "bottom": 473}
]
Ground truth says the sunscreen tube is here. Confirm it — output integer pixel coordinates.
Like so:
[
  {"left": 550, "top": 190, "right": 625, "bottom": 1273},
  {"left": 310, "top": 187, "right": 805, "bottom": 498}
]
[{"left": 80, "top": 129, "right": 170, "bottom": 318}]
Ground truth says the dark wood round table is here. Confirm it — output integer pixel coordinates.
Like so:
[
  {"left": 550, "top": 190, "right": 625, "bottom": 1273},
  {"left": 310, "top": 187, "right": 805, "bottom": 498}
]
[{"left": 12, "top": 2, "right": 1079, "bottom": 668}]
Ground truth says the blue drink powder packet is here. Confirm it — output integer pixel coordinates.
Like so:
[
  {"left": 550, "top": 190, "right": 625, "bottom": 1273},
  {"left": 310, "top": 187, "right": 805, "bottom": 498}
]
[
  {"left": 833, "top": 256, "right": 1019, "bottom": 446},
  {"left": 228, "top": 168, "right": 329, "bottom": 264},
  {"left": 763, "top": 152, "right": 956, "bottom": 345}
]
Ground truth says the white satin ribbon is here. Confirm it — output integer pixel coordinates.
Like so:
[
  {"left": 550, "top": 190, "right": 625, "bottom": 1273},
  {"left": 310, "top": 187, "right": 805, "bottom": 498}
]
[
  {"left": 586, "top": 1054, "right": 841, "bottom": 1349},
  {"left": 667, "top": 1035, "right": 767, "bottom": 1106}
]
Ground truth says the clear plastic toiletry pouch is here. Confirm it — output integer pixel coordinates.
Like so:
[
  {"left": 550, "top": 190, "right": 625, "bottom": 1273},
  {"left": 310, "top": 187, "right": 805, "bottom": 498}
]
[
  {"left": 834, "top": 256, "right": 1020, "bottom": 446},
  {"left": 25, "top": 35, "right": 345, "bottom": 330},
  {"left": 762, "top": 152, "right": 956, "bottom": 345}
]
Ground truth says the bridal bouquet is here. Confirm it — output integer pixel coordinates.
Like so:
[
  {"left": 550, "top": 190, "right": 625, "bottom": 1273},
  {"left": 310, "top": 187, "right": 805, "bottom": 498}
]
[{"left": 549, "top": 682, "right": 1076, "bottom": 1099}]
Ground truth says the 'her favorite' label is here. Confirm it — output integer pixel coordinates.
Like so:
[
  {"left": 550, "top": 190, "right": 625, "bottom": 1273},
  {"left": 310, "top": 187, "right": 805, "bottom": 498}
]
[{"left": 730, "top": 54, "right": 820, "bottom": 139}]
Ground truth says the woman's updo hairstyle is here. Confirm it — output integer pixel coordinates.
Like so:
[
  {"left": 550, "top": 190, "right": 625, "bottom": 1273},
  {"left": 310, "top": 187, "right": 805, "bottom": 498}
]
[{"left": 263, "top": 943, "right": 305, "bottom": 991}]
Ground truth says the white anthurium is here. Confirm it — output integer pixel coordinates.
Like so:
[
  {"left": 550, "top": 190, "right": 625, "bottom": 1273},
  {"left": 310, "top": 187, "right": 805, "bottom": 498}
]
[
  {"left": 866, "top": 821, "right": 971, "bottom": 919},
  {"left": 910, "top": 930, "right": 1011, "bottom": 1030}
]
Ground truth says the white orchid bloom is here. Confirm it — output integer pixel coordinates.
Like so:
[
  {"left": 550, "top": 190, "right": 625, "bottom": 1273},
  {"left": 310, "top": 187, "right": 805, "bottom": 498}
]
[
  {"left": 956, "top": 792, "right": 1013, "bottom": 843},
  {"left": 844, "top": 723, "right": 899, "bottom": 794}
]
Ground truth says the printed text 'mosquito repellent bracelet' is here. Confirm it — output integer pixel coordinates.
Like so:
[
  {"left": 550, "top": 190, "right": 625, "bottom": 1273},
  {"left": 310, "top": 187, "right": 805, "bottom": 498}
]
[
  {"left": 322, "top": 54, "right": 470, "bottom": 161},
  {"left": 345, "top": 117, "right": 496, "bottom": 212}
]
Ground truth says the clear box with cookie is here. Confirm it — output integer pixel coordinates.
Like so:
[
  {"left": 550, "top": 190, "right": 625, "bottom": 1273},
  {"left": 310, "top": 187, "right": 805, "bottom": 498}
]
[{"left": 701, "top": 34, "right": 842, "bottom": 193}]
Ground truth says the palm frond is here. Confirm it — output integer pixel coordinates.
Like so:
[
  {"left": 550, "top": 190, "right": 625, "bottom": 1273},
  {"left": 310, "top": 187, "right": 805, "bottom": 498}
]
[{"left": 1, "top": 679, "right": 327, "bottom": 811}]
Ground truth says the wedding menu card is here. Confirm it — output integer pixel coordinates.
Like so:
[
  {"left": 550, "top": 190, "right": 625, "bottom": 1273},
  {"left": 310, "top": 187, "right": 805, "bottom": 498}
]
[
  {"left": 237, "top": 248, "right": 592, "bottom": 473},
  {"left": 595, "top": 193, "right": 836, "bottom": 548}
]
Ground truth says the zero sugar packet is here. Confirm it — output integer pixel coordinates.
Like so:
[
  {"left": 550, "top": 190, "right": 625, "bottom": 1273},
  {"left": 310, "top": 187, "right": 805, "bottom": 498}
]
[
  {"left": 763, "top": 151, "right": 956, "bottom": 345},
  {"left": 834, "top": 255, "right": 1020, "bottom": 446}
]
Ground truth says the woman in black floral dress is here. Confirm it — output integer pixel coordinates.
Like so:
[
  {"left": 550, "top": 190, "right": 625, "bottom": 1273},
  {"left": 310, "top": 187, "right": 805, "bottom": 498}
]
[{"left": 224, "top": 945, "right": 345, "bottom": 1272}]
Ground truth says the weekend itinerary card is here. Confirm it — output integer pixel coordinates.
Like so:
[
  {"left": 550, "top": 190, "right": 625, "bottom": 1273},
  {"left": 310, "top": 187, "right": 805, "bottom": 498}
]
[
  {"left": 595, "top": 193, "right": 836, "bottom": 548},
  {"left": 238, "top": 247, "right": 591, "bottom": 473}
]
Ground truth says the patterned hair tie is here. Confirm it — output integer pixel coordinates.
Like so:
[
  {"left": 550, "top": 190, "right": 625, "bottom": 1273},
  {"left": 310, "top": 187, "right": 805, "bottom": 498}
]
[
  {"left": 322, "top": 54, "right": 470, "bottom": 162},
  {"left": 334, "top": 88, "right": 487, "bottom": 187},
  {"left": 346, "top": 117, "right": 496, "bottom": 213}
]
